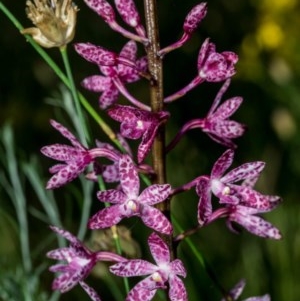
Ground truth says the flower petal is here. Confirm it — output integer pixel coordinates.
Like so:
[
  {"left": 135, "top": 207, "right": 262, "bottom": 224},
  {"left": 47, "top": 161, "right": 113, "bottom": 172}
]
[
  {"left": 140, "top": 206, "right": 173, "bottom": 234},
  {"left": 46, "top": 162, "right": 86, "bottom": 189},
  {"left": 212, "top": 96, "right": 243, "bottom": 120},
  {"left": 168, "top": 275, "right": 188, "bottom": 301},
  {"left": 88, "top": 205, "right": 123, "bottom": 229},
  {"left": 170, "top": 259, "right": 187, "bottom": 278},
  {"left": 81, "top": 75, "right": 111, "bottom": 92},
  {"left": 211, "top": 149, "right": 234, "bottom": 179},
  {"left": 79, "top": 281, "right": 102, "bottom": 301},
  {"left": 97, "top": 189, "right": 127, "bottom": 204},
  {"left": 99, "top": 83, "right": 119, "bottom": 109},
  {"left": 222, "top": 161, "right": 265, "bottom": 183},
  {"left": 138, "top": 184, "right": 171, "bottom": 205},
  {"left": 229, "top": 207, "right": 282, "bottom": 239},
  {"left": 148, "top": 232, "right": 170, "bottom": 265},
  {"left": 41, "top": 145, "right": 84, "bottom": 161},
  {"left": 119, "top": 155, "right": 140, "bottom": 198},
  {"left": 50, "top": 119, "right": 85, "bottom": 149},
  {"left": 126, "top": 277, "right": 159, "bottom": 301},
  {"left": 196, "top": 176, "right": 212, "bottom": 225},
  {"left": 110, "top": 260, "right": 157, "bottom": 277}
]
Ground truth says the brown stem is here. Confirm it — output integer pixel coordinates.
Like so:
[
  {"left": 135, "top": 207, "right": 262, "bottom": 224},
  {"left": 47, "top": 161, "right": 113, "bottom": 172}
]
[{"left": 143, "top": 0, "right": 173, "bottom": 259}]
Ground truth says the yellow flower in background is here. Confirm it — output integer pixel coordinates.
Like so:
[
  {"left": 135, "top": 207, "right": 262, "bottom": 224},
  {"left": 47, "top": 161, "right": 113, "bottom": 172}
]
[
  {"left": 21, "top": 0, "right": 78, "bottom": 48},
  {"left": 256, "top": 20, "right": 283, "bottom": 50}
]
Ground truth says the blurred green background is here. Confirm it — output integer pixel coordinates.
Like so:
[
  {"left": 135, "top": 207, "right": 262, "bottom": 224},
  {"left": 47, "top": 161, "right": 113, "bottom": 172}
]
[{"left": 0, "top": 0, "right": 300, "bottom": 300}]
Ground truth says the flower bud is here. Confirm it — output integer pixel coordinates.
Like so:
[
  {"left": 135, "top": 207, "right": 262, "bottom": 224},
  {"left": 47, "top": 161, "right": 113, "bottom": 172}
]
[
  {"left": 21, "top": 0, "right": 78, "bottom": 48},
  {"left": 84, "top": 0, "right": 116, "bottom": 23},
  {"left": 114, "top": 0, "right": 141, "bottom": 28},
  {"left": 183, "top": 2, "right": 207, "bottom": 34}
]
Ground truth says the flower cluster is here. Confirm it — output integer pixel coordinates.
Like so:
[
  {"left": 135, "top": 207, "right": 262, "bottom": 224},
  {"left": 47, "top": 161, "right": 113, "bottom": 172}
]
[{"left": 29, "top": 0, "right": 283, "bottom": 300}]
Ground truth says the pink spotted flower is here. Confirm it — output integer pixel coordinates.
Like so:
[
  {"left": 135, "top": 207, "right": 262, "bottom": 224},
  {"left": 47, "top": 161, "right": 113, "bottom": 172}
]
[
  {"left": 166, "top": 79, "right": 246, "bottom": 152},
  {"left": 88, "top": 154, "right": 172, "bottom": 234},
  {"left": 110, "top": 232, "right": 187, "bottom": 301},
  {"left": 164, "top": 38, "right": 238, "bottom": 103},
  {"left": 108, "top": 105, "right": 170, "bottom": 163},
  {"left": 47, "top": 226, "right": 125, "bottom": 300},
  {"left": 41, "top": 120, "right": 120, "bottom": 189},
  {"left": 75, "top": 40, "right": 148, "bottom": 110},
  {"left": 196, "top": 149, "right": 281, "bottom": 239}
]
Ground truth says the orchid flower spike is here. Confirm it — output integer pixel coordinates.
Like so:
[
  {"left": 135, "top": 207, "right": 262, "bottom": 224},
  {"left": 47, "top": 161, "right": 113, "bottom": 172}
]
[
  {"left": 88, "top": 154, "right": 173, "bottom": 234},
  {"left": 110, "top": 232, "right": 187, "bottom": 301}
]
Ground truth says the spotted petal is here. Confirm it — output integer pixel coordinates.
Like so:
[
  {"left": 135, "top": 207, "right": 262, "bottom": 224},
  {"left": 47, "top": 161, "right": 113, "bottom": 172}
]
[
  {"left": 79, "top": 282, "right": 102, "bottom": 301},
  {"left": 41, "top": 145, "right": 85, "bottom": 161},
  {"left": 211, "top": 97, "right": 243, "bottom": 120},
  {"left": 46, "top": 162, "right": 86, "bottom": 189},
  {"left": 196, "top": 176, "right": 212, "bottom": 225},
  {"left": 222, "top": 161, "right": 265, "bottom": 183},
  {"left": 148, "top": 232, "right": 170, "bottom": 265},
  {"left": 211, "top": 149, "right": 234, "bottom": 179},
  {"left": 88, "top": 205, "right": 123, "bottom": 229},
  {"left": 168, "top": 275, "right": 188, "bottom": 301},
  {"left": 81, "top": 75, "right": 111, "bottom": 92},
  {"left": 140, "top": 205, "right": 173, "bottom": 234},
  {"left": 138, "top": 184, "right": 171, "bottom": 205},
  {"left": 110, "top": 259, "right": 157, "bottom": 277},
  {"left": 126, "top": 277, "right": 159, "bottom": 301},
  {"left": 97, "top": 189, "right": 127, "bottom": 204},
  {"left": 50, "top": 119, "right": 85, "bottom": 149},
  {"left": 119, "top": 155, "right": 140, "bottom": 198},
  {"left": 229, "top": 206, "right": 282, "bottom": 239}
]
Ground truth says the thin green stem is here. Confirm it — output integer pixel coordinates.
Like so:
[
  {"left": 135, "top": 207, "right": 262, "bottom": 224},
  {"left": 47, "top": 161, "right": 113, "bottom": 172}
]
[
  {"left": 60, "top": 46, "right": 90, "bottom": 145},
  {"left": 173, "top": 216, "right": 227, "bottom": 296},
  {"left": 98, "top": 177, "right": 130, "bottom": 295}
]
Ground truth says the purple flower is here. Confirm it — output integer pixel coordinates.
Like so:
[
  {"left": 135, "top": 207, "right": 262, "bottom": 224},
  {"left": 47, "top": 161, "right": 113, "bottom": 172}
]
[
  {"left": 88, "top": 154, "right": 172, "bottom": 234},
  {"left": 224, "top": 204, "right": 281, "bottom": 239},
  {"left": 41, "top": 120, "right": 120, "bottom": 189},
  {"left": 166, "top": 79, "right": 246, "bottom": 152},
  {"left": 221, "top": 279, "right": 271, "bottom": 301},
  {"left": 75, "top": 40, "right": 147, "bottom": 109},
  {"left": 108, "top": 105, "right": 170, "bottom": 163},
  {"left": 198, "top": 38, "right": 238, "bottom": 82},
  {"left": 110, "top": 232, "right": 187, "bottom": 301},
  {"left": 196, "top": 149, "right": 281, "bottom": 239},
  {"left": 41, "top": 120, "right": 94, "bottom": 189},
  {"left": 183, "top": 2, "right": 208, "bottom": 35},
  {"left": 47, "top": 226, "right": 125, "bottom": 300},
  {"left": 197, "top": 79, "right": 246, "bottom": 148}
]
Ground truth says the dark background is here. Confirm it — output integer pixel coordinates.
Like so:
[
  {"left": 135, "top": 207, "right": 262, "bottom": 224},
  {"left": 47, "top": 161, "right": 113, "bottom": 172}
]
[{"left": 0, "top": 0, "right": 300, "bottom": 300}]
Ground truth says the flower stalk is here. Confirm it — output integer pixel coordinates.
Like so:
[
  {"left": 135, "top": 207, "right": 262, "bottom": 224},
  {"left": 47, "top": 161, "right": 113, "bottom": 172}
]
[{"left": 143, "top": 0, "right": 173, "bottom": 260}]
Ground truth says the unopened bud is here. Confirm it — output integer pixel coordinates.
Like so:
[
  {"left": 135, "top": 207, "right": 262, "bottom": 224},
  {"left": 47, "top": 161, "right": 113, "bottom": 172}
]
[
  {"left": 84, "top": 0, "right": 116, "bottom": 23},
  {"left": 114, "top": 0, "right": 141, "bottom": 28},
  {"left": 183, "top": 2, "right": 207, "bottom": 34}
]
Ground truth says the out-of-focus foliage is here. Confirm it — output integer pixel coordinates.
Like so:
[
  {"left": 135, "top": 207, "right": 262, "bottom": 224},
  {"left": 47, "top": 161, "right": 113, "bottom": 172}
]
[{"left": 1, "top": 0, "right": 300, "bottom": 300}]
